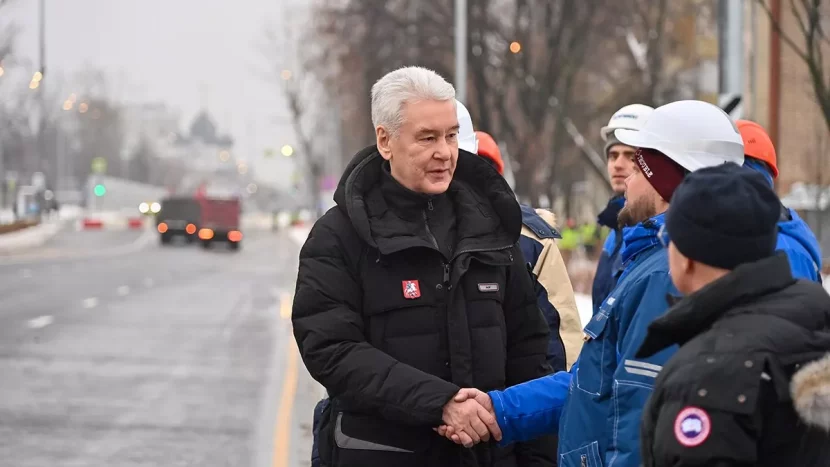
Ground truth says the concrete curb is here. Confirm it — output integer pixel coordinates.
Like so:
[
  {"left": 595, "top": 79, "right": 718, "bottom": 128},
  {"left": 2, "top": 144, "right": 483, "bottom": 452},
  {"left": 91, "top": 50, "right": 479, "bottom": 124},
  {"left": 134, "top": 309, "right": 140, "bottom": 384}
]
[{"left": 0, "top": 221, "right": 62, "bottom": 254}]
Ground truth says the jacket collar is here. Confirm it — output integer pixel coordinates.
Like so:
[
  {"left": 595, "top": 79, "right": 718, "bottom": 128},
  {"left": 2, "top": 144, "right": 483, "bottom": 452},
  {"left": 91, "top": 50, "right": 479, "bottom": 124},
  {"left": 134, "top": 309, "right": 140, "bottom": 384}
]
[
  {"left": 333, "top": 146, "right": 521, "bottom": 256},
  {"left": 597, "top": 195, "right": 625, "bottom": 229},
  {"left": 379, "top": 162, "right": 449, "bottom": 221},
  {"left": 621, "top": 212, "right": 666, "bottom": 265},
  {"left": 637, "top": 253, "right": 795, "bottom": 357}
]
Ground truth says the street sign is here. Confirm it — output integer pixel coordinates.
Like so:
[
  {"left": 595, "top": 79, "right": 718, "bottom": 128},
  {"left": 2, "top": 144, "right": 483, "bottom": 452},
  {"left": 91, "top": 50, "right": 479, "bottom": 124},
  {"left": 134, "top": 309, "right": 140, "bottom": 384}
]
[{"left": 91, "top": 157, "right": 107, "bottom": 174}]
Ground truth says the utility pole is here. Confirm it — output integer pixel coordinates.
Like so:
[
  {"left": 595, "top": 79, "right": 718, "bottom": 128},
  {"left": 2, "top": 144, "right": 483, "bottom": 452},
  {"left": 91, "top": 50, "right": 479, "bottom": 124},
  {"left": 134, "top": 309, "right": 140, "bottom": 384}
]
[
  {"left": 718, "top": 0, "right": 743, "bottom": 119},
  {"left": 454, "top": 0, "right": 467, "bottom": 103}
]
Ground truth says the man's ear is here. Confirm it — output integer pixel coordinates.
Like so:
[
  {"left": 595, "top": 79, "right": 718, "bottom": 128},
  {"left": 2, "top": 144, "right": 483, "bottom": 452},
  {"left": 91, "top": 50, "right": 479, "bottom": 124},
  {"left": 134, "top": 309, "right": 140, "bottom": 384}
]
[
  {"left": 681, "top": 255, "right": 694, "bottom": 275},
  {"left": 376, "top": 126, "right": 393, "bottom": 161}
]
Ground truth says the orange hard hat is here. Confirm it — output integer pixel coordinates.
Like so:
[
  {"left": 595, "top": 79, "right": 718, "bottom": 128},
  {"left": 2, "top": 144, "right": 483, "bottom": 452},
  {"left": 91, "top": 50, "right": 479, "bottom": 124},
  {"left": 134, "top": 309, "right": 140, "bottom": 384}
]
[
  {"left": 475, "top": 131, "right": 504, "bottom": 175},
  {"left": 736, "top": 119, "right": 778, "bottom": 179}
]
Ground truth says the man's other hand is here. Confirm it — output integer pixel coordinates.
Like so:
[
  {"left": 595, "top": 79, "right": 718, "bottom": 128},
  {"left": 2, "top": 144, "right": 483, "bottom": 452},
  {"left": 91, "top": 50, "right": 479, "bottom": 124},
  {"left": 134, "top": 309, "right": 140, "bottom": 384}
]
[{"left": 438, "top": 389, "right": 501, "bottom": 447}]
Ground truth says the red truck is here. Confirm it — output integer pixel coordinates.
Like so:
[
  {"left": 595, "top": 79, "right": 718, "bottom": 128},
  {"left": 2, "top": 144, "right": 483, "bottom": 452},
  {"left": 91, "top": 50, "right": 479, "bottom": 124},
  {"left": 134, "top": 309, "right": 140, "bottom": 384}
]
[{"left": 196, "top": 197, "right": 242, "bottom": 251}]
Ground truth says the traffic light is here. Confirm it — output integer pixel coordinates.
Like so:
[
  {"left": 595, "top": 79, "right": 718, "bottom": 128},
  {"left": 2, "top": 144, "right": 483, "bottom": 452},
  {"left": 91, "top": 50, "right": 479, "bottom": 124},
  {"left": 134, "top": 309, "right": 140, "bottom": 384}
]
[{"left": 93, "top": 184, "right": 106, "bottom": 197}]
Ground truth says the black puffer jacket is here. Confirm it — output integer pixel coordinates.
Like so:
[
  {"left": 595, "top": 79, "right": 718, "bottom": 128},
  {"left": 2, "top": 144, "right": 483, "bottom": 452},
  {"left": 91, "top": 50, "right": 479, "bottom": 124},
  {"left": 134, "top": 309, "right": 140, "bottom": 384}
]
[
  {"left": 292, "top": 146, "right": 556, "bottom": 467},
  {"left": 637, "top": 254, "right": 830, "bottom": 466}
]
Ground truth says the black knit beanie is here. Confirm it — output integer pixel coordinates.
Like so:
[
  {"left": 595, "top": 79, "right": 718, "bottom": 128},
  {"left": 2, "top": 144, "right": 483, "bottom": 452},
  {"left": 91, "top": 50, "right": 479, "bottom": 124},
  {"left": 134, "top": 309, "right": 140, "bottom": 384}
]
[{"left": 666, "top": 162, "right": 780, "bottom": 270}]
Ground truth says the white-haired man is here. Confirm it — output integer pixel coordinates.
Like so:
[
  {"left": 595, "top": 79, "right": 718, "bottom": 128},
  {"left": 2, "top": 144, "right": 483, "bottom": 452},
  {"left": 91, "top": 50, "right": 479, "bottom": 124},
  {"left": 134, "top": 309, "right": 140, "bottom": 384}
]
[{"left": 293, "top": 66, "right": 556, "bottom": 466}]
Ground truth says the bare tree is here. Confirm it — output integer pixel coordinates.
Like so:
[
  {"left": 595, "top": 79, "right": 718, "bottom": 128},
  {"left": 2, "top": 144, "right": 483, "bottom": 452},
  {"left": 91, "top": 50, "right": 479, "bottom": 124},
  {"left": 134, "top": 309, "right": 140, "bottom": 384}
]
[
  {"left": 0, "top": 0, "right": 17, "bottom": 67},
  {"left": 260, "top": 12, "right": 342, "bottom": 216},
  {"left": 757, "top": 0, "right": 830, "bottom": 133},
  {"left": 73, "top": 98, "right": 124, "bottom": 182},
  {"left": 127, "top": 137, "right": 155, "bottom": 184}
]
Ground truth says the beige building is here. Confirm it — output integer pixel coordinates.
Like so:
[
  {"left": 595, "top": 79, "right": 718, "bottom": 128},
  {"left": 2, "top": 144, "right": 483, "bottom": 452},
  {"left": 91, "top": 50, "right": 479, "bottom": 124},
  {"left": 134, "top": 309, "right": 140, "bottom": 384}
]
[{"left": 741, "top": 1, "right": 830, "bottom": 194}]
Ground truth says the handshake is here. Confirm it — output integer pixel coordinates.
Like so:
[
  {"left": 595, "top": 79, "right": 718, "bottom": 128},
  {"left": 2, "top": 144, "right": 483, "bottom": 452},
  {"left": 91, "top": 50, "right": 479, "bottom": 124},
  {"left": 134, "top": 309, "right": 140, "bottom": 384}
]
[{"left": 435, "top": 388, "right": 502, "bottom": 448}]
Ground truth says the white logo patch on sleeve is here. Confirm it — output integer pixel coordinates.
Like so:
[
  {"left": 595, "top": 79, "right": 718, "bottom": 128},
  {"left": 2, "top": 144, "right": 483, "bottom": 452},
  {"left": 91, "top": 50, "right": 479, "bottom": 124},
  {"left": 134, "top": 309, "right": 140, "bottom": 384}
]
[{"left": 674, "top": 406, "right": 711, "bottom": 447}]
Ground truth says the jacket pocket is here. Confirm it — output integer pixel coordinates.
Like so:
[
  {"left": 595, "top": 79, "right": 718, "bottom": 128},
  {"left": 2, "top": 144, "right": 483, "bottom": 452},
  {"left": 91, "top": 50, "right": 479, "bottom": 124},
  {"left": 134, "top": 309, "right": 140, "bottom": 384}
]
[
  {"left": 559, "top": 441, "right": 603, "bottom": 467},
  {"left": 329, "top": 412, "right": 432, "bottom": 467},
  {"left": 576, "top": 305, "right": 613, "bottom": 396}
]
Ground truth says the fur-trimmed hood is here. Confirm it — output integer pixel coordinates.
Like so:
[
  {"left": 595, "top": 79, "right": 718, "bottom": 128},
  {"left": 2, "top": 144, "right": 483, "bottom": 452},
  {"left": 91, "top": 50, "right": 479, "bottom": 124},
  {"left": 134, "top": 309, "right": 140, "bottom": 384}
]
[{"left": 792, "top": 353, "right": 830, "bottom": 431}]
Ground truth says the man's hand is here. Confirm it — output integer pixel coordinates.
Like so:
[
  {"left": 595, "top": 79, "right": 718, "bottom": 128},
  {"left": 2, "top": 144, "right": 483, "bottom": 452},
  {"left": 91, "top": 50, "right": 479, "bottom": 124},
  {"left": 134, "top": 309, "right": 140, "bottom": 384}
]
[{"left": 437, "top": 389, "right": 501, "bottom": 447}]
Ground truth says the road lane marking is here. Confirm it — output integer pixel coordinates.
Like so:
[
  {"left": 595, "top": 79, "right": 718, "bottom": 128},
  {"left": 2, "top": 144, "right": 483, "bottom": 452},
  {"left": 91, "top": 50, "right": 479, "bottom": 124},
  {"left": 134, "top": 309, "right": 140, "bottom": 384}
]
[
  {"left": 272, "top": 338, "right": 300, "bottom": 467},
  {"left": 21, "top": 269, "right": 31, "bottom": 278},
  {"left": 279, "top": 293, "right": 292, "bottom": 320},
  {"left": 117, "top": 285, "right": 130, "bottom": 296},
  {"left": 27, "top": 315, "right": 54, "bottom": 329},
  {"left": 82, "top": 297, "right": 98, "bottom": 309}
]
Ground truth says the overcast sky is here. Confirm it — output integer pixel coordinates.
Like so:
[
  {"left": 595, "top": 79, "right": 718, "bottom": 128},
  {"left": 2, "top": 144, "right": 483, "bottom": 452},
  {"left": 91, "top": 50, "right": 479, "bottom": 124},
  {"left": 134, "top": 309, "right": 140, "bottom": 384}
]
[{"left": 6, "top": 0, "right": 307, "bottom": 189}]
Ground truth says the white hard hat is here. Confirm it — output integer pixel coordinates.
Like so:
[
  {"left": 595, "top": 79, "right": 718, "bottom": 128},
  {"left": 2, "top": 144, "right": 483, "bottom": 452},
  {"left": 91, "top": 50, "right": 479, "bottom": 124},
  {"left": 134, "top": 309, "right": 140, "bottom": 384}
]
[
  {"left": 456, "top": 100, "right": 478, "bottom": 153},
  {"left": 600, "top": 104, "right": 654, "bottom": 142},
  {"left": 615, "top": 100, "right": 745, "bottom": 172}
]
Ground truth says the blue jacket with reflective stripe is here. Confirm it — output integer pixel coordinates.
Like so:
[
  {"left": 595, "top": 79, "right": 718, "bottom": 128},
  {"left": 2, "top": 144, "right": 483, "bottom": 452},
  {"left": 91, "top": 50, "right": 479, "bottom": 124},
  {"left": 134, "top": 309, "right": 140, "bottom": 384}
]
[{"left": 489, "top": 213, "right": 679, "bottom": 467}]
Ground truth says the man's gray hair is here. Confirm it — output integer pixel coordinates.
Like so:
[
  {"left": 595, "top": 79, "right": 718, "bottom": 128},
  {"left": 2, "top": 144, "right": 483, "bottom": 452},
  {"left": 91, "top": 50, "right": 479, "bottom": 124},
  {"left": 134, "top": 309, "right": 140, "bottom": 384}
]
[{"left": 371, "top": 66, "right": 456, "bottom": 136}]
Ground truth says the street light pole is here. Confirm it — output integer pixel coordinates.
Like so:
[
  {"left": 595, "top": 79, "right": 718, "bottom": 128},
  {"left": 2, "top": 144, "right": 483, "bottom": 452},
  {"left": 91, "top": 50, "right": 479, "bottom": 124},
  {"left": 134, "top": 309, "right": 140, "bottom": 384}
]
[
  {"left": 718, "top": 0, "right": 743, "bottom": 118},
  {"left": 454, "top": 0, "right": 467, "bottom": 103}
]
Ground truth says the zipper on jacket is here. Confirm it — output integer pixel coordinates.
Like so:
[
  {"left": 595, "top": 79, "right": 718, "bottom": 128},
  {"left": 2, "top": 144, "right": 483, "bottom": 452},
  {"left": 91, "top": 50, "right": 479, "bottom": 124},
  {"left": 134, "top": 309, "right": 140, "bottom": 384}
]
[
  {"left": 423, "top": 210, "right": 440, "bottom": 251},
  {"left": 427, "top": 199, "right": 434, "bottom": 211},
  {"left": 443, "top": 263, "right": 450, "bottom": 285}
]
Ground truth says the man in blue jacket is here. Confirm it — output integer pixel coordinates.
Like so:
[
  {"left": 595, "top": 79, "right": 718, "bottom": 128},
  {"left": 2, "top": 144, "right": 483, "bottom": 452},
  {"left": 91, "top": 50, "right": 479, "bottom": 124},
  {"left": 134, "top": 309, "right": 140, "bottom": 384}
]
[
  {"left": 593, "top": 104, "right": 654, "bottom": 316},
  {"left": 436, "top": 101, "right": 746, "bottom": 467},
  {"left": 736, "top": 119, "right": 822, "bottom": 282}
]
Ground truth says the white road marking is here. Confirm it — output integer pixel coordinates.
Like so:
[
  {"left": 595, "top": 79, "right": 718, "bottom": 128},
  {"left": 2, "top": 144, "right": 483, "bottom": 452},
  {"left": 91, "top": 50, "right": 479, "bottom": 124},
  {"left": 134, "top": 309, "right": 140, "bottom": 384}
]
[
  {"left": 143, "top": 277, "right": 154, "bottom": 287},
  {"left": 117, "top": 285, "right": 130, "bottom": 296},
  {"left": 21, "top": 269, "right": 32, "bottom": 278},
  {"left": 27, "top": 315, "right": 54, "bottom": 329},
  {"left": 82, "top": 297, "right": 99, "bottom": 309}
]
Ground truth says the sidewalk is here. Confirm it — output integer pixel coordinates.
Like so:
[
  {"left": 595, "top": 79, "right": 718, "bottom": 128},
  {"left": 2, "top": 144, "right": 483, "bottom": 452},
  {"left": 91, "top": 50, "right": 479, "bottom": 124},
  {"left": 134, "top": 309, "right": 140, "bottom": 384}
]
[{"left": 0, "top": 205, "right": 83, "bottom": 254}]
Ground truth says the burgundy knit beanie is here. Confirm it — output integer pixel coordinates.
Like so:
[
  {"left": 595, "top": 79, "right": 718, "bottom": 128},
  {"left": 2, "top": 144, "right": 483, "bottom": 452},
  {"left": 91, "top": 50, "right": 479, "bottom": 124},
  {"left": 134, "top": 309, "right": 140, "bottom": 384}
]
[{"left": 635, "top": 148, "right": 689, "bottom": 202}]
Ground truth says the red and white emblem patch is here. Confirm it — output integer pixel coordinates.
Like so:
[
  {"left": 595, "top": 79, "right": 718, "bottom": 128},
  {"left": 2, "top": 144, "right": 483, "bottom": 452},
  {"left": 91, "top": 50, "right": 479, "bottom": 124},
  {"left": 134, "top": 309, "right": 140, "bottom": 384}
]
[
  {"left": 674, "top": 406, "right": 711, "bottom": 447},
  {"left": 402, "top": 280, "right": 421, "bottom": 299}
]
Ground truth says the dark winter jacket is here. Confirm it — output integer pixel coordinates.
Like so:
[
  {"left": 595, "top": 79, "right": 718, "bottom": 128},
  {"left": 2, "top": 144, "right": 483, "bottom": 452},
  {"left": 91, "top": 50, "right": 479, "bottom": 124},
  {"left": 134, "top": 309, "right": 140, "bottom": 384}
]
[
  {"left": 293, "top": 145, "right": 556, "bottom": 467},
  {"left": 638, "top": 253, "right": 830, "bottom": 466}
]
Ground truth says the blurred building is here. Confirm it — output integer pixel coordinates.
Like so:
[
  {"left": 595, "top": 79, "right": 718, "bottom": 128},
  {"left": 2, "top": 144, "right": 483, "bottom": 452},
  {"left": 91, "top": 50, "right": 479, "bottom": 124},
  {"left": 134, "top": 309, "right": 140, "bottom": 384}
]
[
  {"left": 742, "top": 2, "right": 830, "bottom": 251},
  {"left": 120, "top": 102, "right": 182, "bottom": 161},
  {"left": 742, "top": 1, "right": 829, "bottom": 193}
]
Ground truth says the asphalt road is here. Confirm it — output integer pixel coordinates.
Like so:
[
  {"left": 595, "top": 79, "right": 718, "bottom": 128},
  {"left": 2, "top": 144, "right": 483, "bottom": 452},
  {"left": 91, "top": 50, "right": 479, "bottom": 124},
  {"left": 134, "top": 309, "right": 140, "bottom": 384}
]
[{"left": 0, "top": 226, "right": 320, "bottom": 467}]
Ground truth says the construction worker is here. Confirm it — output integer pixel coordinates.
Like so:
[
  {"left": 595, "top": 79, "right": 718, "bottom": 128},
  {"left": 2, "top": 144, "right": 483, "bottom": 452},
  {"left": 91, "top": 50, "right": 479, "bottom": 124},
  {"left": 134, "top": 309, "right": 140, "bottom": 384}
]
[
  {"left": 737, "top": 119, "right": 823, "bottom": 282},
  {"left": 593, "top": 104, "right": 655, "bottom": 315}
]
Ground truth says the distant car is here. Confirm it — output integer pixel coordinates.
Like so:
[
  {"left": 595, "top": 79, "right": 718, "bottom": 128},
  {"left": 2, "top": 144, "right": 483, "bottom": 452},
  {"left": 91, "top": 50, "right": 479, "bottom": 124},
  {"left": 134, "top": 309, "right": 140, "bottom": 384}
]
[
  {"left": 196, "top": 197, "right": 242, "bottom": 251},
  {"left": 139, "top": 201, "right": 162, "bottom": 216},
  {"left": 156, "top": 197, "right": 201, "bottom": 245}
]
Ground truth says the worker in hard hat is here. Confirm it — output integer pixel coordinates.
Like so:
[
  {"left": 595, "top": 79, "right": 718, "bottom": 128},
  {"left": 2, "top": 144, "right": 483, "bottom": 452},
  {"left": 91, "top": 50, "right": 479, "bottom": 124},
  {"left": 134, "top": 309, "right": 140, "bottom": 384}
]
[
  {"left": 475, "top": 129, "right": 583, "bottom": 373},
  {"left": 592, "top": 104, "right": 655, "bottom": 317},
  {"left": 436, "top": 100, "right": 746, "bottom": 467},
  {"left": 737, "top": 119, "right": 822, "bottom": 282}
]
